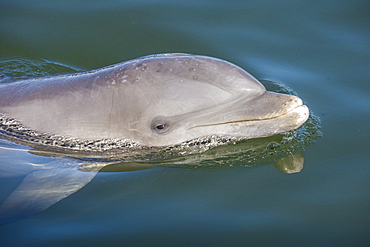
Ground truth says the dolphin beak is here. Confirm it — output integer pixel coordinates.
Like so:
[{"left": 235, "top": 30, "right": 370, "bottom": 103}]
[{"left": 186, "top": 92, "right": 309, "bottom": 132}]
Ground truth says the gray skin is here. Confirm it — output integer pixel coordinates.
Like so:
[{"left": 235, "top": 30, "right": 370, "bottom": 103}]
[{"left": 0, "top": 53, "right": 309, "bottom": 147}]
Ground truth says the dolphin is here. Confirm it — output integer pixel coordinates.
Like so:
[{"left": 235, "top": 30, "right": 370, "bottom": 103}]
[
  {"left": 0, "top": 53, "right": 309, "bottom": 152},
  {"left": 0, "top": 54, "right": 313, "bottom": 224}
]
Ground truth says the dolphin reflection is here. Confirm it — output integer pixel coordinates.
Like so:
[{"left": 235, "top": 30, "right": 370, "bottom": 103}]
[{"left": 0, "top": 137, "right": 304, "bottom": 225}]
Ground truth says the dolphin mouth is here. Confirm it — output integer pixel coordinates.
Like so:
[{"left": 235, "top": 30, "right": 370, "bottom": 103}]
[{"left": 187, "top": 103, "right": 309, "bottom": 130}]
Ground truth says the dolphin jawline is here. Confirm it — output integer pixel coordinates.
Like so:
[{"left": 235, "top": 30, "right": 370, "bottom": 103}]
[{"left": 187, "top": 104, "right": 309, "bottom": 130}]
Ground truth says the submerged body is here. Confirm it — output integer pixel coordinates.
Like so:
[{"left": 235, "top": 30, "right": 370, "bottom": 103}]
[{"left": 0, "top": 54, "right": 309, "bottom": 150}]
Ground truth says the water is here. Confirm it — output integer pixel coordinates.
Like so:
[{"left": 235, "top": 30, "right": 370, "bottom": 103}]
[{"left": 1, "top": 0, "right": 370, "bottom": 246}]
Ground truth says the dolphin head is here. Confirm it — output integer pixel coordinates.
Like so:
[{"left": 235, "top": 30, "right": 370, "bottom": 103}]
[
  {"left": 108, "top": 54, "right": 309, "bottom": 146},
  {"left": 0, "top": 54, "right": 309, "bottom": 148}
]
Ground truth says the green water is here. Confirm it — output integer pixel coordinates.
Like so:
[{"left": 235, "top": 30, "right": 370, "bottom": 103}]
[{"left": 1, "top": 0, "right": 370, "bottom": 246}]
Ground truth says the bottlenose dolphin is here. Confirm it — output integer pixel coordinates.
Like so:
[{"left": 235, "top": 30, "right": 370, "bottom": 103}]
[
  {"left": 0, "top": 53, "right": 309, "bottom": 152},
  {"left": 0, "top": 54, "right": 313, "bottom": 224}
]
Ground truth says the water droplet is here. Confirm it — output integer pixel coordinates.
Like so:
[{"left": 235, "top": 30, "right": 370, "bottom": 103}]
[
  {"left": 193, "top": 76, "right": 197, "bottom": 80},
  {"left": 189, "top": 68, "right": 195, "bottom": 72}
]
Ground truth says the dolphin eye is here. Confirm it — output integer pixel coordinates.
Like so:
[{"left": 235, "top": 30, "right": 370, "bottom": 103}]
[
  {"left": 156, "top": 124, "right": 166, "bottom": 130},
  {"left": 151, "top": 118, "right": 171, "bottom": 134}
]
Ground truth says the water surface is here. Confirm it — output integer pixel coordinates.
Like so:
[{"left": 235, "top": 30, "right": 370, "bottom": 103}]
[{"left": 1, "top": 0, "right": 370, "bottom": 246}]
